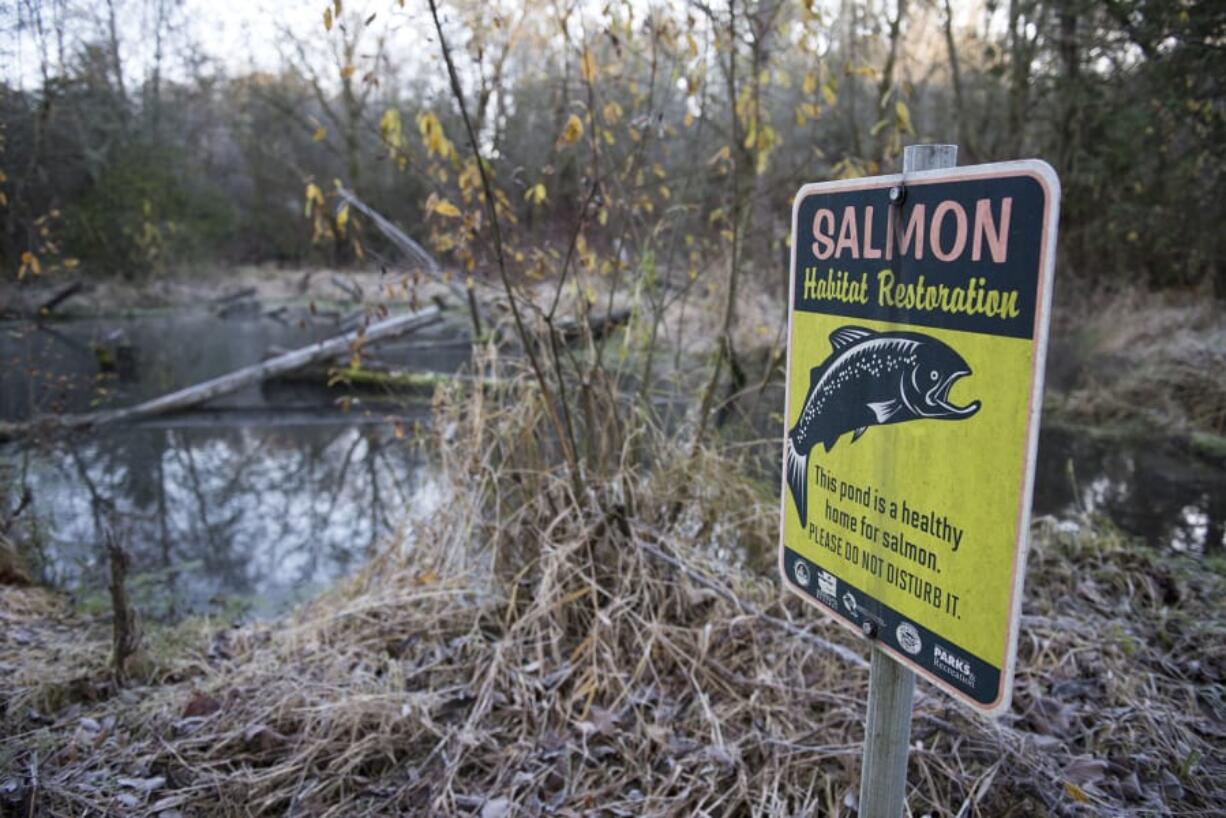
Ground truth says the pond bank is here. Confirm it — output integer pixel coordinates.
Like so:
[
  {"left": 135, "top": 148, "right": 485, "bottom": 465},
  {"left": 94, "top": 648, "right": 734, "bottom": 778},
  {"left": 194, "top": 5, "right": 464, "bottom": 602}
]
[
  {"left": 3, "top": 285, "right": 1226, "bottom": 631},
  {"left": 1044, "top": 286, "right": 1226, "bottom": 442},
  {"left": 1, "top": 491, "right": 1222, "bottom": 815}
]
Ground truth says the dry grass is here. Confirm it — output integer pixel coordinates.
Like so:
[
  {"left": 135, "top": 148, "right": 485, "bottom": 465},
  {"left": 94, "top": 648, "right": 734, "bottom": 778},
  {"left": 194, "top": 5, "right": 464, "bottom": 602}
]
[
  {"left": 2, "top": 362, "right": 1224, "bottom": 817},
  {"left": 1048, "top": 287, "right": 1226, "bottom": 436}
]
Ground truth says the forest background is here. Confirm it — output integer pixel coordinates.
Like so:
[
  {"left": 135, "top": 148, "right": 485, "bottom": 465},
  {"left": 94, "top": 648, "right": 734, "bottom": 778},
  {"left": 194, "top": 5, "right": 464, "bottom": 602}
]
[{"left": 2, "top": 0, "right": 1222, "bottom": 305}]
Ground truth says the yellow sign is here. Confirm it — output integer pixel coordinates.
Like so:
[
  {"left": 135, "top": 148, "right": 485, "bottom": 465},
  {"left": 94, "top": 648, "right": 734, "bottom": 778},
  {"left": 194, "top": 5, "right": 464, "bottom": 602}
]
[{"left": 779, "top": 161, "right": 1060, "bottom": 712}]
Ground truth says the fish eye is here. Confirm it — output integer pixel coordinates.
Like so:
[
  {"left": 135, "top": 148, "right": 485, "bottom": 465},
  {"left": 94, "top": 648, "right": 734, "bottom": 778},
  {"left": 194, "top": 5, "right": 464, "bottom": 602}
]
[{"left": 929, "top": 369, "right": 939, "bottom": 381}]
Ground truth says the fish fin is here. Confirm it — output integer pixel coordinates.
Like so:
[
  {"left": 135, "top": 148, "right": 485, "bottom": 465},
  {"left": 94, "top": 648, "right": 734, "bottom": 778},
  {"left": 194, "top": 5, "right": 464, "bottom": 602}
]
[
  {"left": 784, "top": 436, "right": 809, "bottom": 526},
  {"left": 867, "top": 399, "right": 902, "bottom": 423},
  {"left": 852, "top": 426, "right": 867, "bottom": 443},
  {"left": 829, "top": 326, "right": 875, "bottom": 351},
  {"left": 809, "top": 363, "right": 827, "bottom": 391},
  {"left": 822, "top": 436, "right": 837, "bottom": 453}
]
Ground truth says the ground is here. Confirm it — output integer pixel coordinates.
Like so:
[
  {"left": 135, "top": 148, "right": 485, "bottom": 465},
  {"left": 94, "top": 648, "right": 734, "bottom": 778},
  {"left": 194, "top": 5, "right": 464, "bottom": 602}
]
[
  {"left": 1, "top": 385, "right": 1223, "bottom": 816},
  {"left": 2, "top": 271, "right": 1225, "bottom": 815}
]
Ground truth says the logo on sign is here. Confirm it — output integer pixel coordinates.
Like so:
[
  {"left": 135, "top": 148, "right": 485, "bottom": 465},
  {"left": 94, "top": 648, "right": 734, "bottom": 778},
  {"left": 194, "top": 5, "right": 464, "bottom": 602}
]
[
  {"left": 841, "top": 591, "right": 858, "bottom": 617},
  {"left": 793, "top": 560, "right": 811, "bottom": 587},
  {"left": 895, "top": 622, "right": 923, "bottom": 655},
  {"left": 816, "top": 570, "right": 838, "bottom": 598},
  {"left": 934, "top": 644, "right": 976, "bottom": 686}
]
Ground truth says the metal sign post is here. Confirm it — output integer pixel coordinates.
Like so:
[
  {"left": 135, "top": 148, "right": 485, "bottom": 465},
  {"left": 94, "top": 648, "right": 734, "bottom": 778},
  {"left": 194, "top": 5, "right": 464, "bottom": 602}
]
[
  {"left": 858, "top": 144, "right": 957, "bottom": 818},
  {"left": 778, "top": 142, "right": 1060, "bottom": 816}
]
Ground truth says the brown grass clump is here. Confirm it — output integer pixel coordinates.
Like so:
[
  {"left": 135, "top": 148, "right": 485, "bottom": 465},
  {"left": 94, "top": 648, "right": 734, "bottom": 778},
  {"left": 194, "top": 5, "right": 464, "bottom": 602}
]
[
  {"left": 1048, "top": 287, "right": 1226, "bottom": 435},
  {"left": 2, "top": 366, "right": 1224, "bottom": 816}
]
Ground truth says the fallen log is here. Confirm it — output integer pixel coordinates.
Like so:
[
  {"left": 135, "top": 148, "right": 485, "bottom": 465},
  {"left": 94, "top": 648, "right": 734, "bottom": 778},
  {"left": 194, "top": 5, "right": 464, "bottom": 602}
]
[
  {"left": 0, "top": 306, "right": 442, "bottom": 443},
  {"left": 556, "top": 307, "right": 632, "bottom": 341},
  {"left": 0, "top": 280, "right": 87, "bottom": 320},
  {"left": 331, "top": 275, "right": 364, "bottom": 302},
  {"left": 211, "top": 287, "right": 258, "bottom": 305},
  {"left": 311, "top": 366, "right": 457, "bottom": 391},
  {"left": 37, "top": 280, "right": 87, "bottom": 316}
]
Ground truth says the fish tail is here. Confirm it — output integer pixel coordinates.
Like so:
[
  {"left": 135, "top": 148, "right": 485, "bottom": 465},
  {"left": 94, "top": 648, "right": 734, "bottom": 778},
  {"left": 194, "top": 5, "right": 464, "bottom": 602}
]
[{"left": 785, "top": 433, "right": 809, "bottom": 527}]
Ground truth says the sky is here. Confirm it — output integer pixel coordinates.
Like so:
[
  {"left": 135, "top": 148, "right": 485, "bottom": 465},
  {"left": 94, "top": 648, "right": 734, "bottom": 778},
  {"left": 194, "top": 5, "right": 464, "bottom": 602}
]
[
  {"left": 1, "top": 0, "right": 424, "bottom": 89},
  {"left": 2, "top": 0, "right": 993, "bottom": 95}
]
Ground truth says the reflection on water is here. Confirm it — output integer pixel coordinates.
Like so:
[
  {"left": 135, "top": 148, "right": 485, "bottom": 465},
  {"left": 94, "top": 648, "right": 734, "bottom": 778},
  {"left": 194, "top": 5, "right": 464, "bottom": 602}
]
[
  {"left": 1032, "top": 427, "right": 1226, "bottom": 556},
  {"left": 11, "top": 420, "right": 441, "bottom": 619},
  {"left": 1, "top": 310, "right": 330, "bottom": 421},
  {"left": 746, "top": 383, "right": 1226, "bottom": 558},
  {"left": 3, "top": 309, "right": 1224, "bottom": 623},
  {"left": 2, "top": 308, "right": 465, "bottom": 619}
]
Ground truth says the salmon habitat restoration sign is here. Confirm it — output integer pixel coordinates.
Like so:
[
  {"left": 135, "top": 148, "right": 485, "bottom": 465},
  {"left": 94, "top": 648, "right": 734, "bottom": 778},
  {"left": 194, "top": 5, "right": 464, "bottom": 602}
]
[{"left": 779, "top": 160, "right": 1060, "bottom": 712}]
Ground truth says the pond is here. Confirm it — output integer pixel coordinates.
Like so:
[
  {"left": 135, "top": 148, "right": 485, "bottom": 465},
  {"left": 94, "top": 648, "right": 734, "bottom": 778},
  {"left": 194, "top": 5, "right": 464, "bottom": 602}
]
[
  {"left": 2, "top": 308, "right": 1223, "bottom": 622},
  {"left": 1, "top": 306, "right": 467, "bottom": 619},
  {"left": 1031, "top": 425, "right": 1226, "bottom": 556}
]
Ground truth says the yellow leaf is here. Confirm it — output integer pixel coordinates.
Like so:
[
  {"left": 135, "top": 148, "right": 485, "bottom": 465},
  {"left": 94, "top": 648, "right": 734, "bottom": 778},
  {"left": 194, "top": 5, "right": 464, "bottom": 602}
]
[
  {"left": 658, "top": 185, "right": 670, "bottom": 200},
  {"left": 683, "top": 111, "right": 694, "bottom": 128},
  {"left": 336, "top": 204, "right": 350, "bottom": 230},
  {"left": 558, "top": 113, "right": 584, "bottom": 147},
  {"left": 433, "top": 198, "right": 461, "bottom": 218},
  {"left": 18, "top": 251, "right": 41, "bottom": 279},
  {"left": 602, "top": 100, "right": 623, "bottom": 124},
  {"left": 580, "top": 48, "right": 598, "bottom": 84},
  {"left": 525, "top": 183, "right": 548, "bottom": 205},
  {"left": 707, "top": 145, "right": 731, "bottom": 165},
  {"left": 341, "top": 64, "right": 356, "bottom": 79},
  {"left": 821, "top": 82, "right": 837, "bottom": 106},
  {"left": 380, "top": 108, "right": 403, "bottom": 154},
  {"left": 803, "top": 72, "right": 817, "bottom": 95},
  {"left": 895, "top": 99, "right": 913, "bottom": 134},
  {"left": 313, "top": 126, "right": 327, "bottom": 142},
  {"left": 417, "top": 112, "right": 454, "bottom": 159},
  {"left": 304, "top": 182, "right": 325, "bottom": 216},
  {"left": 333, "top": 0, "right": 342, "bottom": 16},
  {"left": 63, "top": 257, "right": 79, "bottom": 269},
  {"left": 323, "top": 6, "right": 333, "bottom": 31},
  {"left": 458, "top": 160, "right": 480, "bottom": 193},
  {"left": 1063, "top": 783, "right": 1089, "bottom": 804}
]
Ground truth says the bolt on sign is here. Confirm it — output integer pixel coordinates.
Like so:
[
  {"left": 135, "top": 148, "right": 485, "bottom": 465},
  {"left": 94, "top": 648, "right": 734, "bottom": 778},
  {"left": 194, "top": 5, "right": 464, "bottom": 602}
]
[{"left": 779, "top": 160, "right": 1060, "bottom": 712}]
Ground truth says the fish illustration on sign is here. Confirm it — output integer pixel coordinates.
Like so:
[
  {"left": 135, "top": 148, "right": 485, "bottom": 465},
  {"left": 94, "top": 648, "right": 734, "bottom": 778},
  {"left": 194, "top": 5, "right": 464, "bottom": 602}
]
[{"left": 785, "top": 326, "right": 981, "bottom": 525}]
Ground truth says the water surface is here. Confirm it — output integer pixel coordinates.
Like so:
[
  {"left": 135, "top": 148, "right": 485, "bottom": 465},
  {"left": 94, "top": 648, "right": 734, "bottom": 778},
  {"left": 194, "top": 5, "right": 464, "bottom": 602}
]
[
  {"left": 1, "top": 307, "right": 463, "bottom": 618},
  {"left": 3, "top": 309, "right": 1223, "bottom": 622}
]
